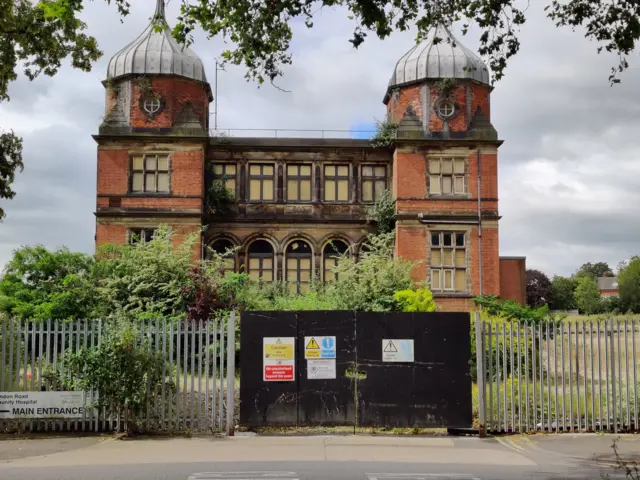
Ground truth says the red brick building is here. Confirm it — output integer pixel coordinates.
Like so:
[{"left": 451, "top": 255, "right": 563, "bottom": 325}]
[{"left": 94, "top": 1, "right": 526, "bottom": 310}]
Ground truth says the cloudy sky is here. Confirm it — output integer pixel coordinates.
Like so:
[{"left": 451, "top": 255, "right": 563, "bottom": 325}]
[{"left": 1, "top": 0, "right": 639, "bottom": 277}]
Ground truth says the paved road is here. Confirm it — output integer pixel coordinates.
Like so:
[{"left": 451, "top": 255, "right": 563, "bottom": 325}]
[{"left": 0, "top": 434, "right": 636, "bottom": 480}]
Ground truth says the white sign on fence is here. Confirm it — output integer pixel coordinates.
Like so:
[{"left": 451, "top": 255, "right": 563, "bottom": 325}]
[
  {"left": 0, "top": 392, "right": 86, "bottom": 419},
  {"left": 382, "top": 339, "right": 414, "bottom": 362},
  {"left": 307, "top": 359, "right": 336, "bottom": 380}
]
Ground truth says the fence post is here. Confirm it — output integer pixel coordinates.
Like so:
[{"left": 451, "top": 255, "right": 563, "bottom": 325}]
[
  {"left": 609, "top": 318, "right": 617, "bottom": 433},
  {"left": 474, "top": 312, "right": 486, "bottom": 437},
  {"left": 226, "top": 311, "right": 236, "bottom": 436}
]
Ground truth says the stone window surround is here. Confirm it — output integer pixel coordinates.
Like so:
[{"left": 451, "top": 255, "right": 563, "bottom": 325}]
[
  {"left": 212, "top": 160, "right": 390, "bottom": 205},
  {"left": 129, "top": 152, "right": 172, "bottom": 195},
  {"left": 425, "top": 150, "right": 471, "bottom": 199},
  {"left": 427, "top": 226, "right": 471, "bottom": 294}
]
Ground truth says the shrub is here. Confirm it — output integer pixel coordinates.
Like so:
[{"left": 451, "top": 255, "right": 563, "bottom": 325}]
[
  {"left": 393, "top": 288, "right": 436, "bottom": 312},
  {"left": 44, "top": 321, "right": 172, "bottom": 432},
  {"left": 473, "top": 295, "right": 562, "bottom": 325}
]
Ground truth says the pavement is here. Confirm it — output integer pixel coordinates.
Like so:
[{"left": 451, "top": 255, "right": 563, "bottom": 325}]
[{"left": 0, "top": 433, "right": 637, "bottom": 480}]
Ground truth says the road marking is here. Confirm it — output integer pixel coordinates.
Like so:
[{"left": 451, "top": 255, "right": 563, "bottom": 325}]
[
  {"left": 494, "top": 436, "right": 526, "bottom": 452},
  {"left": 367, "top": 474, "right": 480, "bottom": 480},
  {"left": 188, "top": 472, "right": 298, "bottom": 480}
]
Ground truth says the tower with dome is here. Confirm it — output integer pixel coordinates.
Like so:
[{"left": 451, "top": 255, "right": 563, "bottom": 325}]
[{"left": 94, "top": 1, "right": 525, "bottom": 310}]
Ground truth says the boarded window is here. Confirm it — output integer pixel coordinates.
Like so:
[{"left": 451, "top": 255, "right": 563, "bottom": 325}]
[
  {"left": 361, "top": 165, "right": 387, "bottom": 203},
  {"left": 247, "top": 240, "right": 274, "bottom": 283},
  {"left": 248, "top": 164, "right": 275, "bottom": 201},
  {"left": 428, "top": 158, "right": 465, "bottom": 196},
  {"left": 208, "top": 239, "right": 236, "bottom": 275},
  {"left": 285, "top": 240, "right": 313, "bottom": 293},
  {"left": 324, "top": 164, "right": 350, "bottom": 202},
  {"left": 213, "top": 163, "right": 237, "bottom": 197},
  {"left": 323, "top": 240, "right": 349, "bottom": 282},
  {"left": 286, "top": 164, "right": 312, "bottom": 202},
  {"left": 430, "top": 231, "right": 467, "bottom": 293},
  {"left": 131, "top": 154, "right": 170, "bottom": 193}
]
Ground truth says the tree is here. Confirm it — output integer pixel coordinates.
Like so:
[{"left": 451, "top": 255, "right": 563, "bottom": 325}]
[
  {"left": 573, "top": 276, "right": 602, "bottom": 315},
  {"left": 3, "top": 1, "right": 640, "bottom": 218},
  {"left": 0, "top": 245, "right": 96, "bottom": 320},
  {"left": 549, "top": 275, "right": 578, "bottom": 311},
  {"left": 575, "top": 262, "right": 613, "bottom": 280},
  {"left": 525, "top": 269, "right": 552, "bottom": 308},
  {"left": 0, "top": 131, "right": 23, "bottom": 220},
  {"left": 618, "top": 257, "right": 640, "bottom": 314}
]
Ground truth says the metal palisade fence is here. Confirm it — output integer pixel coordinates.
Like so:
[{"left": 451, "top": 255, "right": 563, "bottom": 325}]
[
  {"left": 475, "top": 313, "right": 639, "bottom": 434},
  {"left": 0, "top": 314, "right": 237, "bottom": 434}
]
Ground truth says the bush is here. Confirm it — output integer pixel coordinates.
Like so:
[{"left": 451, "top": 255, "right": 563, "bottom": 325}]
[
  {"left": 393, "top": 288, "right": 436, "bottom": 312},
  {"left": 473, "top": 295, "right": 562, "bottom": 325},
  {"left": 44, "top": 321, "right": 172, "bottom": 431}
]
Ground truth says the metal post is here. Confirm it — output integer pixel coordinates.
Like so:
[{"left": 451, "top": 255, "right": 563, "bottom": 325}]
[
  {"left": 474, "top": 313, "right": 486, "bottom": 436},
  {"left": 226, "top": 312, "right": 236, "bottom": 436},
  {"left": 610, "top": 319, "right": 617, "bottom": 433}
]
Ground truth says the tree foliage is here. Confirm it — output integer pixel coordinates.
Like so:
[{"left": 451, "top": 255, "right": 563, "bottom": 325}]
[
  {"left": 549, "top": 275, "right": 578, "bottom": 311},
  {"left": 0, "top": 130, "right": 23, "bottom": 220},
  {"left": 525, "top": 269, "right": 552, "bottom": 308},
  {"left": 0, "top": 245, "right": 95, "bottom": 320},
  {"left": 473, "top": 295, "right": 558, "bottom": 325},
  {"left": 618, "top": 257, "right": 640, "bottom": 314},
  {"left": 573, "top": 276, "right": 602, "bottom": 315},
  {"left": 575, "top": 261, "right": 613, "bottom": 280}
]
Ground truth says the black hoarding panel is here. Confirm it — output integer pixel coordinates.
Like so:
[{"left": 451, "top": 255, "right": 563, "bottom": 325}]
[
  {"left": 239, "top": 311, "right": 299, "bottom": 427},
  {"left": 355, "top": 312, "right": 472, "bottom": 429},
  {"left": 297, "top": 311, "right": 356, "bottom": 426}
]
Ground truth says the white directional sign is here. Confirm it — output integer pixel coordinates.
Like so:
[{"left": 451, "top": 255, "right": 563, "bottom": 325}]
[
  {"left": 382, "top": 339, "right": 414, "bottom": 362},
  {"left": 0, "top": 392, "right": 87, "bottom": 419}
]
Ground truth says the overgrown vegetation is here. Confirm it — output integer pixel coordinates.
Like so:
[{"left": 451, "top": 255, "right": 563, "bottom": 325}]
[
  {"left": 473, "top": 295, "right": 562, "bottom": 325},
  {"left": 370, "top": 120, "right": 398, "bottom": 148},
  {"left": 44, "top": 321, "right": 171, "bottom": 432},
  {"left": 205, "top": 179, "right": 235, "bottom": 215},
  {"left": 366, "top": 189, "right": 396, "bottom": 234}
]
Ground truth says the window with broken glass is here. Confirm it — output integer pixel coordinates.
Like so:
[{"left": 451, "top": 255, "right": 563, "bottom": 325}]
[
  {"left": 430, "top": 231, "right": 467, "bottom": 292},
  {"left": 213, "top": 163, "right": 237, "bottom": 197},
  {"left": 131, "top": 154, "right": 170, "bottom": 193},
  {"left": 129, "top": 228, "right": 157, "bottom": 244},
  {"left": 428, "top": 158, "right": 466, "bottom": 196}
]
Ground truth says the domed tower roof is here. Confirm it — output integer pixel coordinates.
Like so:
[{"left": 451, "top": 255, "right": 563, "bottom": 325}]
[
  {"left": 387, "top": 24, "right": 490, "bottom": 92},
  {"left": 106, "top": 0, "right": 207, "bottom": 83}
]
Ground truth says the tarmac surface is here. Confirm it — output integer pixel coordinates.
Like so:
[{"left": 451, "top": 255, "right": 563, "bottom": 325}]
[{"left": 0, "top": 433, "right": 637, "bottom": 480}]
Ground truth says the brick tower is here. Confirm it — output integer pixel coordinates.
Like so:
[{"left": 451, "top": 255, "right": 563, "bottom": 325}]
[
  {"left": 385, "top": 24, "right": 502, "bottom": 311},
  {"left": 94, "top": 0, "right": 212, "bottom": 254}
]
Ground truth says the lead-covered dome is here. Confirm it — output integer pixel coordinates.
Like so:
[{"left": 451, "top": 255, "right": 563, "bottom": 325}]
[
  {"left": 388, "top": 24, "right": 489, "bottom": 90},
  {"left": 106, "top": 0, "right": 207, "bottom": 83}
]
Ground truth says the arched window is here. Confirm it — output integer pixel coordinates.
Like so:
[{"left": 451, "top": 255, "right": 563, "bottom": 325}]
[
  {"left": 247, "top": 240, "right": 274, "bottom": 283},
  {"left": 285, "top": 240, "right": 313, "bottom": 293},
  {"left": 209, "top": 239, "right": 236, "bottom": 275},
  {"left": 323, "top": 240, "right": 349, "bottom": 282}
]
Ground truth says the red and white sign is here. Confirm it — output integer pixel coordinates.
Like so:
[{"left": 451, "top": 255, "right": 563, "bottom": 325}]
[
  {"left": 263, "top": 337, "right": 295, "bottom": 382},
  {"left": 264, "top": 365, "right": 294, "bottom": 381}
]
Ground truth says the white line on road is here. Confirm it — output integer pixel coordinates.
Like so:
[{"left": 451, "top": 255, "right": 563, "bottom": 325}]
[
  {"left": 367, "top": 474, "right": 481, "bottom": 480},
  {"left": 188, "top": 472, "right": 298, "bottom": 480}
]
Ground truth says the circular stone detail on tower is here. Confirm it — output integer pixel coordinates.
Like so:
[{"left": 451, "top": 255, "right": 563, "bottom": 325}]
[{"left": 139, "top": 93, "right": 165, "bottom": 119}]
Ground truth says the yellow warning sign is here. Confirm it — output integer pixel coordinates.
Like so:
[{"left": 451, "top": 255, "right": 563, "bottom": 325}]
[
  {"left": 264, "top": 342, "right": 293, "bottom": 360},
  {"left": 306, "top": 338, "right": 320, "bottom": 350}
]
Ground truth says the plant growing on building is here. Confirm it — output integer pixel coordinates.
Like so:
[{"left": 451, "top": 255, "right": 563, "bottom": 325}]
[
  {"left": 134, "top": 76, "right": 154, "bottom": 96},
  {"left": 206, "top": 178, "right": 235, "bottom": 215},
  {"left": 435, "top": 77, "right": 458, "bottom": 97},
  {"left": 366, "top": 189, "right": 396, "bottom": 234},
  {"left": 105, "top": 78, "right": 120, "bottom": 98},
  {"left": 370, "top": 120, "right": 398, "bottom": 148}
]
